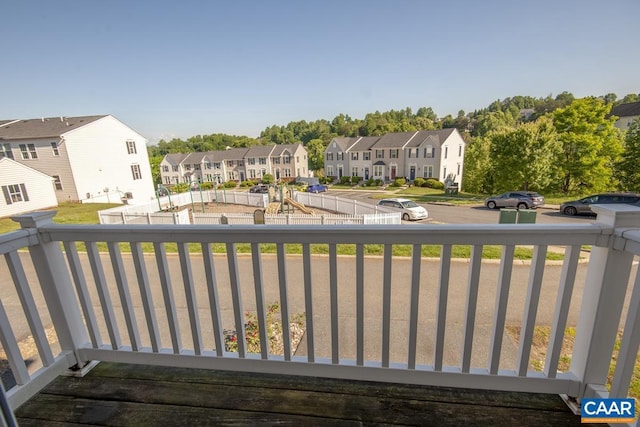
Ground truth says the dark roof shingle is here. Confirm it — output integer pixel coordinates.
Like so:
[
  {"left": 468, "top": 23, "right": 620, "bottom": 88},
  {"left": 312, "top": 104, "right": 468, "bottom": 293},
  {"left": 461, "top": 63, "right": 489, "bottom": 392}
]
[{"left": 0, "top": 115, "right": 107, "bottom": 140}]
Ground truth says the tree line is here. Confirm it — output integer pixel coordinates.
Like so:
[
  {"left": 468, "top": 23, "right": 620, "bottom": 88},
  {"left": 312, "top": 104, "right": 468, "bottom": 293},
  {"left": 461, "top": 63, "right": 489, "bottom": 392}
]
[{"left": 147, "top": 92, "right": 640, "bottom": 195}]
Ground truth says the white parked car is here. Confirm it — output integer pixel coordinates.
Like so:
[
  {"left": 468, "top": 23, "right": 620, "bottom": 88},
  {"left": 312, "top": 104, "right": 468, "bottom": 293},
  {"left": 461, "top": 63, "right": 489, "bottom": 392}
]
[{"left": 377, "top": 198, "right": 428, "bottom": 221}]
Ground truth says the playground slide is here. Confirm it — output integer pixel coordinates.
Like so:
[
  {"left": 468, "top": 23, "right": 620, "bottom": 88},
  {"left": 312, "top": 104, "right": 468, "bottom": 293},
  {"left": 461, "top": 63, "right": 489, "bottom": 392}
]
[{"left": 284, "top": 197, "right": 315, "bottom": 215}]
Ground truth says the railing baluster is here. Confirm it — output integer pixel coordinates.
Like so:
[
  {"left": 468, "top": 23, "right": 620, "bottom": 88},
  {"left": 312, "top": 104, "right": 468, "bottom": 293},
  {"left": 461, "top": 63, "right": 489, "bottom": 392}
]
[
  {"left": 545, "top": 245, "right": 580, "bottom": 378},
  {"left": 202, "top": 243, "right": 224, "bottom": 356},
  {"left": 462, "top": 244, "right": 483, "bottom": 373},
  {"left": 130, "top": 242, "right": 161, "bottom": 353},
  {"left": 517, "top": 245, "right": 547, "bottom": 376},
  {"left": 153, "top": 242, "right": 181, "bottom": 354},
  {"left": 610, "top": 262, "right": 640, "bottom": 397},
  {"left": 356, "top": 244, "right": 364, "bottom": 366},
  {"left": 177, "top": 243, "right": 202, "bottom": 355},
  {"left": 226, "top": 243, "right": 246, "bottom": 358},
  {"left": 382, "top": 243, "right": 392, "bottom": 368},
  {"left": 107, "top": 242, "right": 141, "bottom": 352},
  {"left": 434, "top": 244, "right": 452, "bottom": 371},
  {"left": 251, "top": 243, "right": 268, "bottom": 359},
  {"left": 489, "top": 244, "right": 515, "bottom": 375},
  {"left": 303, "top": 243, "right": 314, "bottom": 362},
  {"left": 407, "top": 244, "right": 422, "bottom": 369},
  {"left": 329, "top": 243, "right": 339, "bottom": 364},
  {"left": 276, "top": 243, "right": 291, "bottom": 361},
  {"left": 0, "top": 299, "right": 29, "bottom": 385},
  {"left": 4, "top": 251, "right": 54, "bottom": 366},
  {"left": 64, "top": 242, "right": 101, "bottom": 347},
  {"left": 87, "top": 241, "right": 121, "bottom": 350}
]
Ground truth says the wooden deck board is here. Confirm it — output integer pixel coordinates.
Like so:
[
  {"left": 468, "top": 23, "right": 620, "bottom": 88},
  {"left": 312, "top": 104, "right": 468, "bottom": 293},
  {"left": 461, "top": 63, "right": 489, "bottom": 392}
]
[{"left": 15, "top": 362, "right": 589, "bottom": 426}]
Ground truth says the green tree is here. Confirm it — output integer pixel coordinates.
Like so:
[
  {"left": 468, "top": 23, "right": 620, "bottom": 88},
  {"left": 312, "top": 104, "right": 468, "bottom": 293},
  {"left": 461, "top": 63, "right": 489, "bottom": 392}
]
[
  {"left": 149, "top": 155, "right": 163, "bottom": 185},
  {"left": 552, "top": 97, "right": 623, "bottom": 194},
  {"left": 616, "top": 118, "right": 640, "bottom": 192},
  {"left": 306, "top": 138, "right": 326, "bottom": 172},
  {"left": 489, "top": 117, "right": 561, "bottom": 192},
  {"left": 461, "top": 136, "right": 493, "bottom": 193}
]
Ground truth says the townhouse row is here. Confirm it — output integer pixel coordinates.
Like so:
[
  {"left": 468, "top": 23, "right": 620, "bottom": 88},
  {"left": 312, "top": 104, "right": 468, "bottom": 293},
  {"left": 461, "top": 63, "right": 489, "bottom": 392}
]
[
  {"left": 324, "top": 128, "right": 466, "bottom": 186},
  {"left": 160, "top": 143, "right": 309, "bottom": 186}
]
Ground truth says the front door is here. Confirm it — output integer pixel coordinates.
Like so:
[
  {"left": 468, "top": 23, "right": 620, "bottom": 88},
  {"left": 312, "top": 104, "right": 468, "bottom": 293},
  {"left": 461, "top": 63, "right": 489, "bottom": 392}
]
[
  {"left": 390, "top": 166, "right": 396, "bottom": 180},
  {"left": 409, "top": 166, "right": 416, "bottom": 180},
  {"left": 364, "top": 168, "right": 369, "bottom": 180}
]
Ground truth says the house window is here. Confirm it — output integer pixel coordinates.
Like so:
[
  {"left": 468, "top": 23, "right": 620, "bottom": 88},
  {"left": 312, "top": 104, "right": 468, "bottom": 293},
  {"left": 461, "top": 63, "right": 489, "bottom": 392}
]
[
  {"left": 423, "top": 165, "right": 434, "bottom": 178},
  {"left": 126, "top": 140, "right": 137, "bottom": 154},
  {"left": 238, "top": 160, "right": 244, "bottom": 166},
  {"left": 205, "top": 174, "right": 213, "bottom": 182},
  {"left": 443, "top": 167, "right": 447, "bottom": 178},
  {"left": 390, "top": 149, "right": 398, "bottom": 159},
  {"left": 52, "top": 175, "right": 63, "bottom": 190},
  {"left": 162, "top": 165, "right": 169, "bottom": 172},
  {"left": 249, "top": 170, "right": 256, "bottom": 179},
  {"left": 2, "top": 184, "right": 29, "bottom": 204},
  {"left": 363, "top": 152, "right": 370, "bottom": 161},
  {"left": 194, "top": 164, "right": 201, "bottom": 170},
  {"left": 425, "top": 145, "right": 434, "bottom": 158},
  {"left": 459, "top": 145, "right": 462, "bottom": 156},
  {"left": 351, "top": 152, "right": 359, "bottom": 160},
  {"left": 296, "top": 156, "right": 299, "bottom": 162},
  {"left": 376, "top": 150, "right": 384, "bottom": 159},
  {"left": 445, "top": 147, "right": 448, "bottom": 159},
  {"left": 248, "top": 158, "right": 256, "bottom": 165},
  {"left": 283, "top": 156, "right": 291, "bottom": 164},
  {"left": 172, "top": 165, "right": 179, "bottom": 172},
  {"left": 228, "top": 172, "right": 235, "bottom": 180},
  {"left": 227, "top": 160, "right": 235, "bottom": 167},
  {"left": 326, "top": 153, "right": 334, "bottom": 161},
  {"left": 204, "top": 162, "right": 211, "bottom": 169},
  {"left": 337, "top": 152, "right": 344, "bottom": 161},
  {"left": 164, "top": 177, "right": 171, "bottom": 184},
  {"left": 184, "top": 164, "right": 191, "bottom": 171},
  {"left": 415, "top": 148, "right": 419, "bottom": 158},
  {"left": 352, "top": 167, "right": 358, "bottom": 176},
  {"left": 457, "top": 163, "right": 461, "bottom": 175},
  {"left": 213, "top": 162, "right": 221, "bottom": 169},
  {"left": 19, "top": 144, "right": 38, "bottom": 159},
  {"left": 0, "top": 143, "right": 12, "bottom": 159},
  {"left": 284, "top": 169, "right": 292, "bottom": 177},
  {"left": 50, "top": 142, "right": 60, "bottom": 156},
  {"left": 273, "top": 157, "right": 280, "bottom": 164},
  {"left": 327, "top": 166, "right": 334, "bottom": 176},
  {"left": 131, "top": 164, "right": 142, "bottom": 180},
  {"left": 373, "top": 165, "right": 383, "bottom": 177}
]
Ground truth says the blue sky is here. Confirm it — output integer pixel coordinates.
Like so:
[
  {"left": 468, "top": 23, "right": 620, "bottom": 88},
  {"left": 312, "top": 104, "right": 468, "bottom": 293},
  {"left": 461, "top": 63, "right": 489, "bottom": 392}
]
[{"left": 2, "top": 1, "right": 638, "bottom": 143}]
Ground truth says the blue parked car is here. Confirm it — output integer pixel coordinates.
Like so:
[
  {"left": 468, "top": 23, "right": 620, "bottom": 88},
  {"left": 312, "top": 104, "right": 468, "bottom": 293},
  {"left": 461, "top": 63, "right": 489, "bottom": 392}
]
[{"left": 306, "top": 184, "right": 328, "bottom": 193}]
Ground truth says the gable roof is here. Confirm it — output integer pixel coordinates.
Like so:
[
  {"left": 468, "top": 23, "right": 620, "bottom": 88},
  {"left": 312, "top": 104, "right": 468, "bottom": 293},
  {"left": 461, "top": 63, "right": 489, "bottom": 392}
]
[
  {"left": 271, "top": 143, "right": 302, "bottom": 156},
  {"left": 610, "top": 102, "right": 640, "bottom": 118},
  {"left": 405, "top": 128, "right": 456, "bottom": 148},
  {"left": 329, "top": 137, "right": 357, "bottom": 151},
  {"left": 220, "top": 147, "right": 250, "bottom": 160},
  {"left": 0, "top": 115, "right": 107, "bottom": 140},
  {"left": 245, "top": 145, "right": 276, "bottom": 157},
  {"left": 163, "top": 153, "right": 189, "bottom": 165},
  {"left": 349, "top": 136, "right": 379, "bottom": 151},
  {"left": 371, "top": 131, "right": 417, "bottom": 149}
]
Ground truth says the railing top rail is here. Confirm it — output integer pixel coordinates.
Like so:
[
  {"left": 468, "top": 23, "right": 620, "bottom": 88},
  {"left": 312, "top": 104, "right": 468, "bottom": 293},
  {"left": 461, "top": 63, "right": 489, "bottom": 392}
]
[
  {"left": 35, "top": 222, "right": 609, "bottom": 246},
  {"left": 0, "top": 228, "right": 37, "bottom": 255}
]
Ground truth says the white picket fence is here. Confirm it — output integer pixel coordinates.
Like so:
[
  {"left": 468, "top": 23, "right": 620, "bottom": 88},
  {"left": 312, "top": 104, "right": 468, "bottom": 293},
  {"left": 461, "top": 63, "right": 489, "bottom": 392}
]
[{"left": 192, "top": 212, "right": 401, "bottom": 225}]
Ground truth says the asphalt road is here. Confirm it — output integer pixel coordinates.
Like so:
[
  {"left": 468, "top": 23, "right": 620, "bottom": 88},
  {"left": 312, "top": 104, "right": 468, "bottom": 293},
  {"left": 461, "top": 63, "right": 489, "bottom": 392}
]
[{"left": 326, "top": 190, "right": 596, "bottom": 225}]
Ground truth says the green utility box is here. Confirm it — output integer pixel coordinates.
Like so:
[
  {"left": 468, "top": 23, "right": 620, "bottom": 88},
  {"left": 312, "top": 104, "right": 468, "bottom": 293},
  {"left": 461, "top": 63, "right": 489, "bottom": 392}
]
[
  {"left": 517, "top": 209, "right": 537, "bottom": 224},
  {"left": 498, "top": 209, "right": 518, "bottom": 224}
]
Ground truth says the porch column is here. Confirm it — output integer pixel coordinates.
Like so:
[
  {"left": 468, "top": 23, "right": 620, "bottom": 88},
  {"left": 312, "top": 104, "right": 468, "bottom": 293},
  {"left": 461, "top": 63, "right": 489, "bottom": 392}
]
[
  {"left": 569, "top": 205, "right": 640, "bottom": 398},
  {"left": 12, "top": 211, "right": 89, "bottom": 367}
]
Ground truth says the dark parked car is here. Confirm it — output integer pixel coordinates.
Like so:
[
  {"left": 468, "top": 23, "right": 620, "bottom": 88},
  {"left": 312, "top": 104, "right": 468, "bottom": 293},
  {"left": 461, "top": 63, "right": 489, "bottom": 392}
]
[
  {"left": 249, "top": 185, "right": 269, "bottom": 194},
  {"left": 306, "top": 184, "right": 328, "bottom": 193},
  {"left": 485, "top": 192, "right": 545, "bottom": 209},
  {"left": 560, "top": 193, "right": 640, "bottom": 216}
]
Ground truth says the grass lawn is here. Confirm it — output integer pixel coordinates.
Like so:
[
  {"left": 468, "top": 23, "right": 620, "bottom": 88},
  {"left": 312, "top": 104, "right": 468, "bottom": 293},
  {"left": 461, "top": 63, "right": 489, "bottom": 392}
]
[{"left": 0, "top": 203, "right": 119, "bottom": 234}]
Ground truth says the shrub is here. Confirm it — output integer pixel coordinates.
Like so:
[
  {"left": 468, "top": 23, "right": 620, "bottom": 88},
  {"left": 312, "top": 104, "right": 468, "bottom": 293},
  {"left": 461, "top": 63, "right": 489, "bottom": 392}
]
[
  {"left": 392, "top": 178, "right": 406, "bottom": 187},
  {"left": 240, "top": 180, "right": 254, "bottom": 188},
  {"left": 340, "top": 176, "right": 352, "bottom": 185},
  {"left": 352, "top": 176, "right": 363, "bottom": 184},
  {"left": 200, "top": 182, "right": 214, "bottom": 190},
  {"left": 413, "top": 177, "right": 425, "bottom": 187},
  {"left": 261, "top": 174, "right": 275, "bottom": 184},
  {"left": 425, "top": 178, "right": 444, "bottom": 189},
  {"left": 223, "top": 180, "right": 238, "bottom": 189}
]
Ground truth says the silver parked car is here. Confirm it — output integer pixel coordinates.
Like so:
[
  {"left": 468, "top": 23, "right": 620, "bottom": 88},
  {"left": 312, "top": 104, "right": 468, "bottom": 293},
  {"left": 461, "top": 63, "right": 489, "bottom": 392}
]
[
  {"left": 485, "top": 191, "right": 545, "bottom": 210},
  {"left": 560, "top": 193, "right": 640, "bottom": 216},
  {"left": 377, "top": 198, "right": 428, "bottom": 221}
]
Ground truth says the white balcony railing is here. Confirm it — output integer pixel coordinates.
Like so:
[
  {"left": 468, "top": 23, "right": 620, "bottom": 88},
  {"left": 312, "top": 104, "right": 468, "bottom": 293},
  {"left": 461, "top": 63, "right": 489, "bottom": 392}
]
[{"left": 1, "top": 205, "right": 640, "bottom": 422}]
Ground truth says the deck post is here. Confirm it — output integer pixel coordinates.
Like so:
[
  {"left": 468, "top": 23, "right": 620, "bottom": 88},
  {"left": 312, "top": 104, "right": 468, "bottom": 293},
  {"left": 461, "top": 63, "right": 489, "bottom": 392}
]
[
  {"left": 12, "top": 211, "right": 90, "bottom": 368},
  {"left": 569, "top": 205, "right": 640, "bottom": 398}
]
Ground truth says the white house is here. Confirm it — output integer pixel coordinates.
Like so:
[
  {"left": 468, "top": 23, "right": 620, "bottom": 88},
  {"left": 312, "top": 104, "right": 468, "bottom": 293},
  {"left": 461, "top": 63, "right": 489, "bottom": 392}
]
[
  {"left": 610, "top": 101, "right": 640, "bottom": 131},
  {"left": 0, "top": 115, "right": 155, "bottom": 204},
  {"left": 0, "top": 158, "right": 58, "bottom": 218}
]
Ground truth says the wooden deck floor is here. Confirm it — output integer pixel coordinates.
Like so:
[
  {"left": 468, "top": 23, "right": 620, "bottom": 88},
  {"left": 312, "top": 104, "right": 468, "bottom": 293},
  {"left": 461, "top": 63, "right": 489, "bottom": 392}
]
[{"left": 14, "top": 362, "right": 591, "bottom": 426}]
